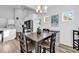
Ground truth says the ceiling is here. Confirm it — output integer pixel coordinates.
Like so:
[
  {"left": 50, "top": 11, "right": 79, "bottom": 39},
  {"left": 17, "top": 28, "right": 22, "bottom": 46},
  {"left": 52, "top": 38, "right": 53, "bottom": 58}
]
[{"left": 26, "top": 5, "right": 52, "bottom": 10}]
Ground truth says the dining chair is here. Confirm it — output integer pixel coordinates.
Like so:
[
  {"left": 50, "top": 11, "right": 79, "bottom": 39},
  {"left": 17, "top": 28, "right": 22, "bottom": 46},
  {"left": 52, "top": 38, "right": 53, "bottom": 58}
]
[
  {"left": 40, "top": 29, "right": 56, "bottom": 53},
  {"left": 19, "top": 25, "right": 35, "bottom": 53},
  {"left": 19, "top": 32, "right": 26, "bottom": 53},
  {"left": 42, "top": 28, "right": 50, "bottom": 43},
  {"left": 19, "top": 32, "right": 35, "bottom": 53},
  {"left": 43, "top": 28, "right": 50, "bottom": 33}
]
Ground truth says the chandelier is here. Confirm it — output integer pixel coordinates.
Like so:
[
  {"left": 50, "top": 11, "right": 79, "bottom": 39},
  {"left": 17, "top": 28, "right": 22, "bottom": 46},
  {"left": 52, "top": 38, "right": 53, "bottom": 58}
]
[{"left": 36, "top": 5, "right": 47, "bottom": 14}]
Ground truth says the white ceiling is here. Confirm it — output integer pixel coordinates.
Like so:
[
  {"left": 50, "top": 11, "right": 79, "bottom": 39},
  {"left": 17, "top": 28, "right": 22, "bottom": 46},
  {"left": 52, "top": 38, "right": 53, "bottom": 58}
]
[
  {"left": 26, "top": 5, "right": 52, "bottom": 10},
  {"left": 26, "top": 5, "right": 37, "bottom": 9}
]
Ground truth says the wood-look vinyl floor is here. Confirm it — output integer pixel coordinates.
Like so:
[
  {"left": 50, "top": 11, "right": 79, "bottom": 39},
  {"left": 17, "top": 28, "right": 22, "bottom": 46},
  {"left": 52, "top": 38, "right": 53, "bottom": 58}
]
[{"left": 0, "top": 39, "right": 78, "bottom": 53}]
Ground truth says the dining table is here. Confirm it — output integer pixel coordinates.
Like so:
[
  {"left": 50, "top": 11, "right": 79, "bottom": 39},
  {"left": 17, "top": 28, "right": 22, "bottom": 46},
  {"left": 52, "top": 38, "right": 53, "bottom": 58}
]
[{"left": 25, "top": 32, "right": 55, "bottom": 53}]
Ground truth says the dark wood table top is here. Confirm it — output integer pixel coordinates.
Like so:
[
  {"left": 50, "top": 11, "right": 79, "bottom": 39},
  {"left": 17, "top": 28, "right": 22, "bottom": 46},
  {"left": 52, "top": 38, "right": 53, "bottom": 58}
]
[
  {"left": 25, "top": 32, "right": 53, "bottom": 42},
  {"left": 50, "top": 30, "right": 60, "bottom": 32}
]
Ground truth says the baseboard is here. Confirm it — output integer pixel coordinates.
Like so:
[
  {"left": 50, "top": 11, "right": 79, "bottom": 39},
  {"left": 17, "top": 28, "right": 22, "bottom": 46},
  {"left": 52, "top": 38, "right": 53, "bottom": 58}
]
[{"left": 59, "top": 43, "right": 73, "bottom": 48}]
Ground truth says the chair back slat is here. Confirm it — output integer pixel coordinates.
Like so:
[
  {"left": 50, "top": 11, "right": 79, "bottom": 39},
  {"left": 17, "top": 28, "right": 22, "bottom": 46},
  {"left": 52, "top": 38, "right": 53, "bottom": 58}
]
[{"left": 19, "top": 32, "right": 27, "bottom": 53}]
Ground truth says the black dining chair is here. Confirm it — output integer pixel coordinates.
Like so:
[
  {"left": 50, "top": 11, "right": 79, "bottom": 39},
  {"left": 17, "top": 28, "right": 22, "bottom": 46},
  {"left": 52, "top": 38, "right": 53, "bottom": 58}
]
[
  {"left": 19, "top": 32, "right": 35, "bottom": 53},
  {"left": 19, "top": 24, "right": 34, "bottom": 53},
  {"left": 40, "top": 29, "right": 56, "bottom": 53},
  {"left": 19, "top": 32, "right": 26, "bottom": 53},
  {"left": 43, "top": 28, "right": 50, "bottom": 33}
]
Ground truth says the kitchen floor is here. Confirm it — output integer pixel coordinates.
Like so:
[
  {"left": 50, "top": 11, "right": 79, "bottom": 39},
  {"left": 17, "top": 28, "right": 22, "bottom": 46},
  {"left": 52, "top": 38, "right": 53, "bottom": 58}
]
[
  {"left": 0, "top": 39, "right": 20, "bottom": 53},
  {"left": 0, "top": 39, "right": 78, "bottom": 53}
]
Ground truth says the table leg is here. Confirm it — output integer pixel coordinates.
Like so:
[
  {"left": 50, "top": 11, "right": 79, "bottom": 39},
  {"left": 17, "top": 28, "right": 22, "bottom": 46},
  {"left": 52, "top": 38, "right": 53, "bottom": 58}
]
[
  {"left": 1, "top": 32, "right": 3, "bottom": 43},
  {"left": 50, "top": 36, "right": 52, "bottom": 53},
  {"left": 35, "top": 42, "right": 40, "bottom": 53},
  {"left": 50, "top": 34, "right": 55, "bottom": 53},
  {"left": 53, "top": 38, "right": 55, "bottom": 53},
  {"left": 53, "top": 40, "right": 55, "bottom": 53},
  {"left": 25, "top": 36, "right": 28, "bottom": 53}
]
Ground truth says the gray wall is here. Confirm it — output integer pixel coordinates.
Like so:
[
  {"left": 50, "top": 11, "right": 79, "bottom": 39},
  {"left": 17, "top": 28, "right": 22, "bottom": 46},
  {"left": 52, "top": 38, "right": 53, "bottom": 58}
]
[
  {"left": 0, "top": 5, "right": 15, "bottom": 28},
  {"left": 14, "top": 6, "right": 36, "bottom": 32},
  {"left": 0, "top": 5, "right": 14, "bottom": 19},
  {"left": 0, "top": 5, "right": 36, "bottom": 32},
  {"left": 42, "top": 5, "right": 79, "bottom": 47}
]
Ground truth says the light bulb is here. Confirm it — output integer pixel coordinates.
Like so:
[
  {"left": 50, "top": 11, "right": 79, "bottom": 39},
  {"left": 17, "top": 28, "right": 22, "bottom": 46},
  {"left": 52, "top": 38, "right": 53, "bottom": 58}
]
[{"left": 44, "top": 6, "right": 47, "bottom": 10}]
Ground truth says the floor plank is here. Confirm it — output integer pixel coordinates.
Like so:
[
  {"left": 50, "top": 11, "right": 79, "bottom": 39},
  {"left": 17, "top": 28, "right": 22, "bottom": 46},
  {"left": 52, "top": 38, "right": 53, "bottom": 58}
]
[{"left": 0, "top": 39, "right": 78, "bottom": 53}]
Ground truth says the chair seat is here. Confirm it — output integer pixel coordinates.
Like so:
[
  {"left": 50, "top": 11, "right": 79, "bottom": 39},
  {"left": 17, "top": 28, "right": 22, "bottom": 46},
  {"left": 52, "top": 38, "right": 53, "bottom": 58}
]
[
  {"left": 27, "top": 40, "right": 32, "bottom": 43},
  {"left": 41, "top": 43, "right": 50, "bottom": 48},
  {"left": 27, "top": 43, "right": 35, "bottom": 52}
]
